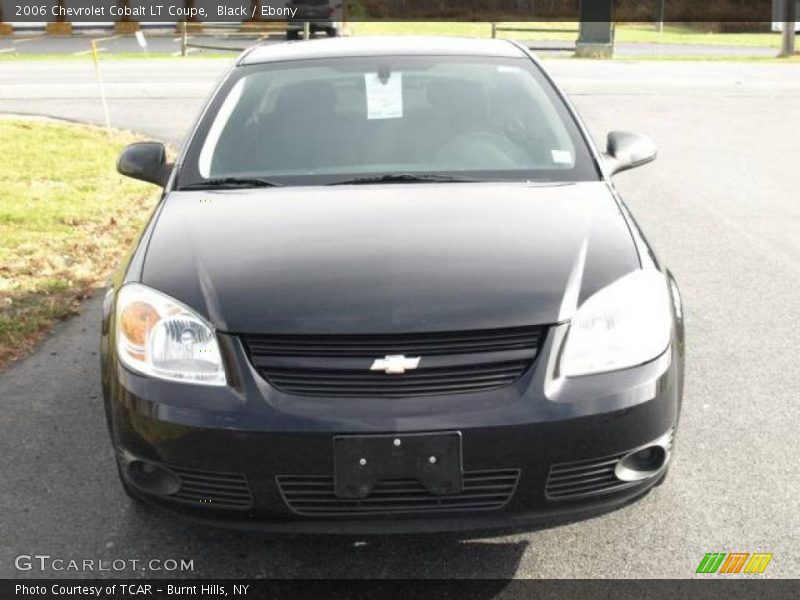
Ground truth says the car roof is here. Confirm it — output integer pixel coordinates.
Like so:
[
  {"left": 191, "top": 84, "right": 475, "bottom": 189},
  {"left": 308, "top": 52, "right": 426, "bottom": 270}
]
[{"left": 239, "top": 36, "right": 528, "bottom": 66}]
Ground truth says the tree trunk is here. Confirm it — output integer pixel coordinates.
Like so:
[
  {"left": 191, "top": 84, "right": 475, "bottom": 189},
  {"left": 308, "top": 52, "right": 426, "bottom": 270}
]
[
  {"left": 185, "top": 0, "right": 198, "bottom": 22},
  {"left": 250, "top": 1, "right": 261, "bottom": 21}
]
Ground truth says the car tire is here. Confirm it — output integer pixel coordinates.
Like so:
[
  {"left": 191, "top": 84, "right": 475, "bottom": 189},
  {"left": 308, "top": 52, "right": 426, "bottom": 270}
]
[
  {"left": 286, "top": 30, "right": 300, "bottom": 41},
  {"left": 325, "top": 27, "right": 338, "bottom": 38}
]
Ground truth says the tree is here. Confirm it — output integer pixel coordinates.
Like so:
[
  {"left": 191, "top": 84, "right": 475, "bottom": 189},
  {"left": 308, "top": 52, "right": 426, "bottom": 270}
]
[
  {"left": 118, "top": 0, "right": 131, "bottom": 22},
  {"left": 184, "top": 0, "right": 199, "bottom": 22}
]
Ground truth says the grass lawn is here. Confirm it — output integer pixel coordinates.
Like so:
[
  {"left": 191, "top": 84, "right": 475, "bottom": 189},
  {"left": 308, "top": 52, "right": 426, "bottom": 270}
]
[
  {"left": 0, "top": 24, "right": 788, "bottom": 63},
  {"left": 612, "top": 54, "right": 800, "bottom": 62},
  {"left": 351, "top": 22, "right": 783, "bottom": 48},
  {"left": 0, "top": 119, "right": 159, "bottom": 370},
  {"left": 616, "top": 23, "right": 782, "bottom": 47}
]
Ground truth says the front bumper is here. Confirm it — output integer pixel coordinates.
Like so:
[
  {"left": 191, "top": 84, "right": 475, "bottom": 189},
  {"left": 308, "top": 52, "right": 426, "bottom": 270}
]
[
  {"left": 104, "top": 325, "right": 682, "bottom": 534},
  {"left": 287, "top": 20, "right": 336, "bottom": 31}
]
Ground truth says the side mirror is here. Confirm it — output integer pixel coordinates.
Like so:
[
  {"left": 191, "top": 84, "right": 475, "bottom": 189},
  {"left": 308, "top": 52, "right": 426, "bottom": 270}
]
[
  {"left": 604, "top": 131, "right": 657, "bottom": 176},
  {"left": 117, "top": 142, "right": 171, "bottom": 187}
]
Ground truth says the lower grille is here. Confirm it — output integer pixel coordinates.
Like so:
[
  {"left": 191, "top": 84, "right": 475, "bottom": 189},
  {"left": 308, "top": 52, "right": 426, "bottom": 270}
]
[
  {"left": 546, "top": 431, "right": 674, "bottom": 501},
  {"left": 166, "top": 465, "right": 253, "bottom": 510},
  {"left": 546, "top": 452, "right": 634, "bottom": 501},
  {"left": 277, "top": 469, "right": 520, "bottom": 516}
]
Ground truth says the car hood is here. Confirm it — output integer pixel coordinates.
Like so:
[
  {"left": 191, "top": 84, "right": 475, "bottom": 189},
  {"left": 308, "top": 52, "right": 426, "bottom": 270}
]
[{"left": 141, "top": 182, "right": 639, "bottom": 334}]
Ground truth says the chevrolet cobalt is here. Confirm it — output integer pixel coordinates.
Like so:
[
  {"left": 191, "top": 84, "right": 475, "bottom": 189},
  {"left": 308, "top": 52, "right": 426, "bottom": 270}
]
[{"left": 103, "top": 37, "right": 684, "bottom": 533}]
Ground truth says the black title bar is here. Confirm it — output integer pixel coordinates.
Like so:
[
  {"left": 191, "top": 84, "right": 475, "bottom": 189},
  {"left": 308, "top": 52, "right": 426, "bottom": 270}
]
[
  {"left": 3, "top": 579, "right": 800, "bottom": 600},
  {"left": 0, "top": 0, "right": 778, "bottom": 23}
]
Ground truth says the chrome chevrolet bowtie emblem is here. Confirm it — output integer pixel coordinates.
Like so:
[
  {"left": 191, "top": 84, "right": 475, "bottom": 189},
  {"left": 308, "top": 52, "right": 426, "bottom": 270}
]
[{"left": 370, "top": 355, "right": 421, "bottom": 375}]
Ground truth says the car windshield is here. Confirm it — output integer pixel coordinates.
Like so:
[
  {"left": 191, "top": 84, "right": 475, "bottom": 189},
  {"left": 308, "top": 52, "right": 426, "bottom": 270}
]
[{"left": 181, "top": 55, "right": 599, "bottom": 187}]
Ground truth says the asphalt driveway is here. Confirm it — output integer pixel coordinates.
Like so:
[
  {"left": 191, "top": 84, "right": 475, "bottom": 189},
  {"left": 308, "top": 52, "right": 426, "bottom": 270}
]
[{"left": 0, "top": 58, "right": 799, "bottom": 579}]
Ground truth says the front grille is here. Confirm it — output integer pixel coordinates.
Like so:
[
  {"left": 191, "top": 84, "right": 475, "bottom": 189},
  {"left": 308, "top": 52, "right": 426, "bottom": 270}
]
[
  {"left": 166, "top": 465, "right": 253, "bottom": 510},
  {"left": 265, "top": 360, "right": 530, "bottom": 398},
  {"left": 242, "top": 326, "right": 545, "bottom": 398},
  {"left": 277, "top": 469, "right": 520, "bottom": 516},
  {"left": 245, "top": 327, "right": 544, "bottom": 357}
]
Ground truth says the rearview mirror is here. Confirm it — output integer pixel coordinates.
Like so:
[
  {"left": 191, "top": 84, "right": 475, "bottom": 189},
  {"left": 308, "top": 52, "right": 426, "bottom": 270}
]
[
  {"left": 117, "top": 142, "right": 171, "bottom": 187},
  {"left": 604, "top": 131, "right": 657, "bottom": 176}
]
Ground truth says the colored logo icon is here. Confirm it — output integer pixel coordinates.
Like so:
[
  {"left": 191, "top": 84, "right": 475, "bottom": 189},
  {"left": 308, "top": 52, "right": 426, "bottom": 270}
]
[{"left": 696, "top": 553, "right": 773, "bottom": 574}]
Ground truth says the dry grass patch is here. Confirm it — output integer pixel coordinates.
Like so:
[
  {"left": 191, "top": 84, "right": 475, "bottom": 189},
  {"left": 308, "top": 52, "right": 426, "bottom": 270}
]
[{"left": 0, "top": 119, "right": 160, "bottom": 370}]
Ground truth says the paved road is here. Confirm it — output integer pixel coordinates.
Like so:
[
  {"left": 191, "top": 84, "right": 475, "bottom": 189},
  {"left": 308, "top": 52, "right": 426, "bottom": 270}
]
[{"left": 1, "top": 57, "right": 799, "bottom": 579}]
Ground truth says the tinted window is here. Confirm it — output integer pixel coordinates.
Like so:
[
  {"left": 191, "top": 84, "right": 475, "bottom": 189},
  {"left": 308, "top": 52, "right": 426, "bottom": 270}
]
[{"left": 181, "top": 56, "right": 598, "bottom": 186}]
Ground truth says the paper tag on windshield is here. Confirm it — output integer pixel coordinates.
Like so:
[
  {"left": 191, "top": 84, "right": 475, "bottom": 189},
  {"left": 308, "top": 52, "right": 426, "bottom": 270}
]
[
  {"left": 365, "top": 72, "right": 403, "bottom": 120},
  {"left": 551, "top": 150, "right": 573, "bottom": 165}
]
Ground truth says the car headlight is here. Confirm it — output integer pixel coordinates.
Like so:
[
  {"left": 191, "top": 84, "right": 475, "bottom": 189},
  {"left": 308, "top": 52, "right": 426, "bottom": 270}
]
[
  {"left": 115, "top": 283, "right": 226, "bottom": 386},
  {"left": 560, "top": 270, "right": 672, "bottom": 377}
]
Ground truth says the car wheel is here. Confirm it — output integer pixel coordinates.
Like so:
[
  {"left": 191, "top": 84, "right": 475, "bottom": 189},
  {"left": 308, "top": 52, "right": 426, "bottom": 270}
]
[
  {"left": 325, "top": 27, "right": 338, "bottom": 38},
  {"left": 286, "top": 30, "right": 299, "bottom": 41}
]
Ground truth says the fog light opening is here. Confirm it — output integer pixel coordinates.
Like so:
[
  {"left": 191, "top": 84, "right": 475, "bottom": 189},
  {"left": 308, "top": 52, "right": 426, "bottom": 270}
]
[
  {"left": 126, "top": 460, "right": 182, "bottom": 496},
  {"left": 614, "top": 445, "right": 667, "bottom": 482}
]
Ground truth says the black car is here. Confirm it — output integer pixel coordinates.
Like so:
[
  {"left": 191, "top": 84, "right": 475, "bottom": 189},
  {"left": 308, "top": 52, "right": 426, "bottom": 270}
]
[
  {"left": 284, "top": 0, "right": 342, "bottom": 39},
  {"left": 103, "top": 37, "right": 684, "bottom": 534}
]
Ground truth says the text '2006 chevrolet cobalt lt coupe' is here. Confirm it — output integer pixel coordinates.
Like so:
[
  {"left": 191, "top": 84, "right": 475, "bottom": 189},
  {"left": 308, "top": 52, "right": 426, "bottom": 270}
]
[{"left": 104, "top": 37, "right": 684, "bottom": 533}]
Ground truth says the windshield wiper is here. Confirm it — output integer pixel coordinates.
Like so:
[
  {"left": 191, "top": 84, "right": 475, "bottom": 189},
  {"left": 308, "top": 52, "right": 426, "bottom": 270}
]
[
  {"left": 327, "top": 173, "right": 481, "bottom": 186},
  {"left": 181, "top": 177, "right": 284, "bottom": 190}
]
